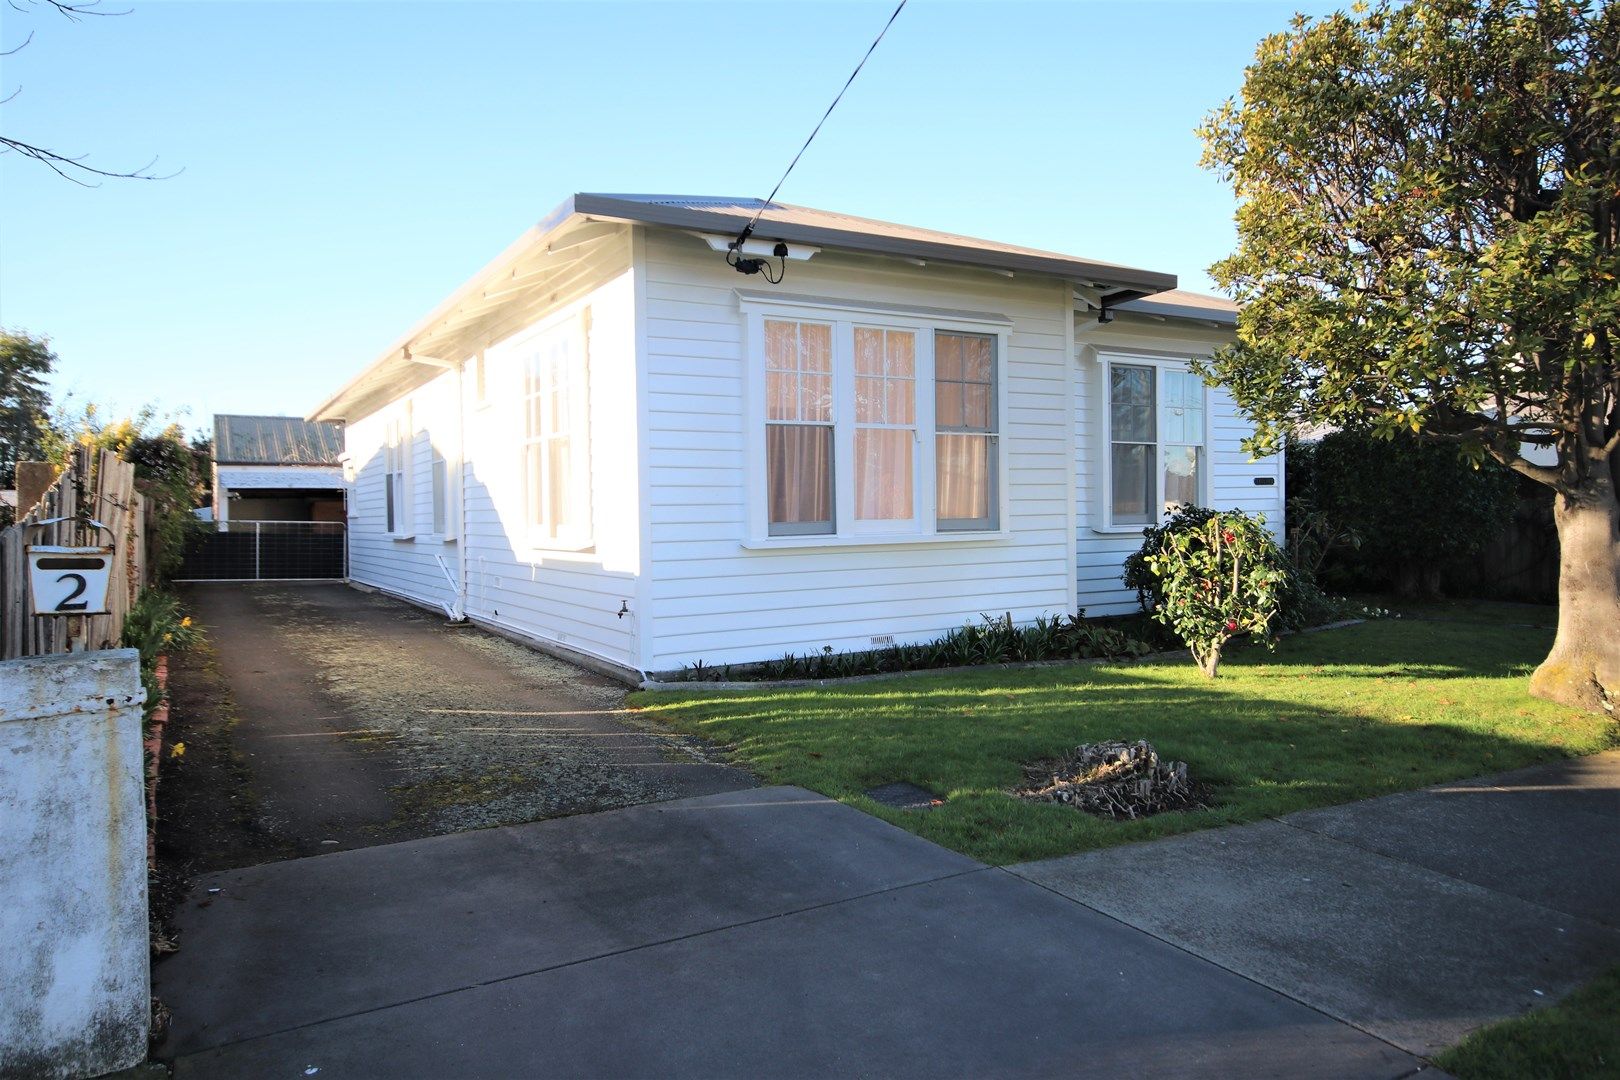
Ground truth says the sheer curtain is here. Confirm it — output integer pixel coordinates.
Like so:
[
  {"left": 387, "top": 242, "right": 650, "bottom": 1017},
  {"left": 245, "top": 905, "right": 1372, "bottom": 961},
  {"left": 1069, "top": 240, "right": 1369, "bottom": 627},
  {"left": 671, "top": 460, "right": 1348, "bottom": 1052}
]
[
  {"left": 766, "top": 320, "right": 834, "bottom": 531},
  {"left": 854, "top": 327, "right": 915, "bottom": 521}
]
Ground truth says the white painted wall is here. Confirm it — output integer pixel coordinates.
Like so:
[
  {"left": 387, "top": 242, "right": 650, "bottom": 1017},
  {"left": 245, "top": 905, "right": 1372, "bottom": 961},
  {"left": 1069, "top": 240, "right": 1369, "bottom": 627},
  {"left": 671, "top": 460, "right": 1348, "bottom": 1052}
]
[
  {"left": 0, "top": 649, "right": 149, "bottom": 1080},
  {"left": 637, "top": 228, "right": 1075, "bottom": 673},
  {"left": 344, "top": 231, "right": 642, "bottom": 672},
  {"left": 1074, "top": 313, "right": 1286, "bottom": 615}
]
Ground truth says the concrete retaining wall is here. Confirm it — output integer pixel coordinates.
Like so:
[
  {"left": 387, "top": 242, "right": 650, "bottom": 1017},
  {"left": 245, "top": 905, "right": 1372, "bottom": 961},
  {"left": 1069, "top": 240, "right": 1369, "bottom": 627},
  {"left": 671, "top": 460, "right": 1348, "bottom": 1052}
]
[{"left": 1, "top": 649, "right": 149, "bottom": 1079}]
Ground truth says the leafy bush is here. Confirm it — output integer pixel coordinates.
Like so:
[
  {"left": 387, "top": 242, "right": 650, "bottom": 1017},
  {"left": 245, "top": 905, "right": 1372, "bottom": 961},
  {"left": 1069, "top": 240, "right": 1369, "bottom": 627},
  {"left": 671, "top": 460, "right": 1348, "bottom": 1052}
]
[
  {"left": 1127, "top": 503, "right": 1340, "bottom": 632},
  {"left": 121, "top": 589, "right": 203, "bottom": 721},
  {"left": 1138, "top": 509, "right": 1290, "bottom": 677},
  {"left": 1288, "top": 430, "right": 1518, "bottom": 597},
  {"left": 677, "top": 612, "right": 1155, "bottom": 683}
]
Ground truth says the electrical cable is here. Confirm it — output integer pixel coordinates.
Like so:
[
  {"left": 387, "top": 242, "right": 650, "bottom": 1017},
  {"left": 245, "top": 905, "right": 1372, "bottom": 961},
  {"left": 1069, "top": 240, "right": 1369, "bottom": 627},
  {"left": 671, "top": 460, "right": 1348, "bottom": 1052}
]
[{"left": 726, "top": 0, "right": 909, "bottom": 276}]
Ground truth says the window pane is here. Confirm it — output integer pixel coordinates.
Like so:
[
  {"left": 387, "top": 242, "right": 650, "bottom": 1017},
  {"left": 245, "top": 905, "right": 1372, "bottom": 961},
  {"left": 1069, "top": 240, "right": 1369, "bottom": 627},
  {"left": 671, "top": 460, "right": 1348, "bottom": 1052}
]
[
  {"left": 963, "top": 383, "right": 990, "bottom": 430},
  {"left": 385, "top": 476, "right": 396, "bottom": 533},
  {"left": 855, "top": 375, "right": 885, "bottom": 423},
  {"left": 936, "top": 381, "right": 963, "bottom": 429},
  {"left": 526, "top": 443, "right": 544, "bottom": 530},
  {"left": 799, "top": 322, "right": 832, "bottom": 372},
  {"left": 431, "top": 458, "right": 447, "bottom": 534},
  {"left": 886, "top": 331, "right": 915, "bottom": 377},
  {"left": 803, "top": 373, "right": 833, "bottom": 422},
  {"left": 766, "top": 370, "right": 794, "bottom": 421},
  {"left": 960, "top": 335, "right": 992, "bottom": 383},
  {"left": 767, "top": 424, "right": 833, "bottom": 530},
  {"left": 1164, "top": 445, "right": 1199, "bottom": 511},
  {"left": 855, "top": 428, "right": 913, "bottom": 521},
  {"left": 548, "top": 438, "right": 570, "bottom": 535},
  {"left": 1110, "top": 364, "right": 1153, "bottom": 407},
  {"left": 855, "top": 327, "right": 884, "bottom": 375},
  {"left": 935, "top": 333, "right": 961, "bottom": 381},
  {"left": 1111, "top": 443, "right": 1153, "bottom": 525},
  {"left": 1111, "top": 403, "right": 1154, "bottom": 443},
  {"left": 937, "top": 433, "right": 992, "bottom": 524},
  {"left": 765, "top": 320, "right": 797, "bottom": 371},
  {"left": 1162, "top": 370, "right": 1205, "bottom": 444},
  {"left": 886, "top": 378, "right": 914, "bottom": 425}
]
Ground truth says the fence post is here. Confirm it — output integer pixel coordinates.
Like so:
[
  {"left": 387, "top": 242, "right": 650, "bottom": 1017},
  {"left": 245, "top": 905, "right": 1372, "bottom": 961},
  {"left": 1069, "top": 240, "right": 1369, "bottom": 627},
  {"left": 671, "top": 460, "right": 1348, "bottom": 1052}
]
[{"left": 253, "top": 522, "right": 261, "bottom": 581}]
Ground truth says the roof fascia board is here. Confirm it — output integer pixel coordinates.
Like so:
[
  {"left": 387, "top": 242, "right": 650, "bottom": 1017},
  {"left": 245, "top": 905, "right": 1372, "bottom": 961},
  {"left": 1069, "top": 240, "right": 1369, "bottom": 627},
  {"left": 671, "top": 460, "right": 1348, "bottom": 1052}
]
[{"left": 572, "top": 193, "right": 1177, "bottom": 294}]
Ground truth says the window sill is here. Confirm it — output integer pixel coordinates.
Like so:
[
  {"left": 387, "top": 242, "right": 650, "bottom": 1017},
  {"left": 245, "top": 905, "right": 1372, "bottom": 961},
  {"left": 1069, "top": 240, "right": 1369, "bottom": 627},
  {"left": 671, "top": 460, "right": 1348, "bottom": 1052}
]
[
  {"left": 741, "top": 530, "right": 1012, "bottom": 552},
  {"left": 1089, "top": 524, "right": 1152, "bottom": 537},
  {"left": 525, "top": 540, "right": 597, "bottom": 558},
  {"left": 388, "top": 533, "right": 416, "bottom": 543}
]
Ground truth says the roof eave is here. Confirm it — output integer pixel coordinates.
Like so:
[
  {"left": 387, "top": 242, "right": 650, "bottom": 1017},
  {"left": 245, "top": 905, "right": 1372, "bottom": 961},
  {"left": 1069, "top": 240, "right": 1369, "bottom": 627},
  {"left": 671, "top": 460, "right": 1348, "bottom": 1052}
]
[
  {"left": 308, "top": 196, "right": 586, "bottom": 422},
  {"left": 571, "top": 193, "right": 1177, "bottom": 294}
]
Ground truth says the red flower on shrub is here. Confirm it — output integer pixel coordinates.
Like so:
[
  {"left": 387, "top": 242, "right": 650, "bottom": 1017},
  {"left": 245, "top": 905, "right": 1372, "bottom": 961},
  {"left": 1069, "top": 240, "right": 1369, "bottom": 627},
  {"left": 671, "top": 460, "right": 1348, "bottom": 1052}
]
[{"left": 1224, "top": 619, "right": 1239, "bottom": 632}]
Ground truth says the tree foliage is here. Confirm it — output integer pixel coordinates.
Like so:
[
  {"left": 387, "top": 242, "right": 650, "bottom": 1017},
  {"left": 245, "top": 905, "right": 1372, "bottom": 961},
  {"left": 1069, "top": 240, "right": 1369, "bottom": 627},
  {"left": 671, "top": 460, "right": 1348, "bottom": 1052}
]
[
  {"left": 0, "top": 328, "right": 55, "bottom": 492},
  {"left": 1200, "top": 0, "right": 1620, "bottom": 712},
  {"left": 1199, "top": 0, "right": 1618, "bottom": 491}
]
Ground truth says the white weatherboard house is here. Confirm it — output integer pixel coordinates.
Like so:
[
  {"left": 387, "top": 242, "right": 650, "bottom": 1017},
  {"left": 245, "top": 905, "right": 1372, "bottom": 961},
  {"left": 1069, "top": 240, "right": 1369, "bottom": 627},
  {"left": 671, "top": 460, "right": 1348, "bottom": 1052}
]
[{"left": 311, "top": 194, "right": 1282, "bottom": 683}]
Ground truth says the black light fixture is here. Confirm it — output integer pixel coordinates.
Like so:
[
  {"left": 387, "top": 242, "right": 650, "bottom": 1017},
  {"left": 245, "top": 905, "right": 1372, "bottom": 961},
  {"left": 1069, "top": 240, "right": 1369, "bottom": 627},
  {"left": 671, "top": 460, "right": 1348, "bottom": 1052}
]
[{"left": 728, "top": 235, "right": 790, "bottom": 284}]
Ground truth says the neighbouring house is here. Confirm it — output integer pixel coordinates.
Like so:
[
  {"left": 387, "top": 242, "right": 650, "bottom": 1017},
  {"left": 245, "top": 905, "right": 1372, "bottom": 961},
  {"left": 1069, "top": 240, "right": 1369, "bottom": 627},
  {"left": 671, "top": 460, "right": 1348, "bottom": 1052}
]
[
  {"left": 310, "top": 194, "right": 1282, "bottom": 683},
  {"left": 212, "top": 414, "right": 346, "bottom": 528}
]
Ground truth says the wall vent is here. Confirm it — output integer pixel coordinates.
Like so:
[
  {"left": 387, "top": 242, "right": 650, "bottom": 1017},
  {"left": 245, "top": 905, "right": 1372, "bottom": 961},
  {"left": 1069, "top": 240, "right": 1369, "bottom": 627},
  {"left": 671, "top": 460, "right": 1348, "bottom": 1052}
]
[{"left": 870, "top": 635, "right": 895, "bottom": 646}]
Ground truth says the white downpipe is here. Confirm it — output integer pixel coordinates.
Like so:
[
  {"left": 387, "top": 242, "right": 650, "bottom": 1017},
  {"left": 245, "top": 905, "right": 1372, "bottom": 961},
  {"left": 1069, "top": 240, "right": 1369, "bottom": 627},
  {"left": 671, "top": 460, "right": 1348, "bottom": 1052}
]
[
  {"left": 434, "top": 554, "right": 464, "bottom": 621},
  {"left": 454, "top": 353, "right": 470, "bottom": 621}
]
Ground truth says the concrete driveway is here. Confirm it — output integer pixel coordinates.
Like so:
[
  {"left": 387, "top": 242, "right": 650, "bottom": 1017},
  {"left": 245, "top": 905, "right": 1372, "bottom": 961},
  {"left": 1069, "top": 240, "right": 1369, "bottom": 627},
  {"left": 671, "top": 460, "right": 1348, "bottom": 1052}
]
[
  {"left": 1015, "top": 751, "right": 1620, "bottom": 1059},
  {"left": 155, "top": 787, "right": 1420, "bottom": 1078}
]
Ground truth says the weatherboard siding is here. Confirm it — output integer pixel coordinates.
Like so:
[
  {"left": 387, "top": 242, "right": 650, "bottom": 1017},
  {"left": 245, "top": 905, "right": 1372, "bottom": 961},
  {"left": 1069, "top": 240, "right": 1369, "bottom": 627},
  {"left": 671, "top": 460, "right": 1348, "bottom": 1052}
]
[
  {"left": 1072, "top": 316, "right": 1285, "bottom": 616},
  {"left": 346, "top": 247, "right": 642, "bottom": 671},
  {"left": 638, "top": 228, "right": 1073, "bottom": 673}
]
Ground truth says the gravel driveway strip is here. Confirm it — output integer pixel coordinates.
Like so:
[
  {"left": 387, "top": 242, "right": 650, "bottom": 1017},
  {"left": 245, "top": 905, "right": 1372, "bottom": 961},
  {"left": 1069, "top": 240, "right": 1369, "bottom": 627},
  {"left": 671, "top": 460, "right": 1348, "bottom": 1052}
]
[{"left": 170, "top": 581, "right": 753, "bottom": 861}]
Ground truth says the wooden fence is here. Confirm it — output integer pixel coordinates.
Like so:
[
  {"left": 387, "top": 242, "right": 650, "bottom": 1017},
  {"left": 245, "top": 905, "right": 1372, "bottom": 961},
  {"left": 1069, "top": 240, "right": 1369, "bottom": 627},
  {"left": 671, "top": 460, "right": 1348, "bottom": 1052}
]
[{"left": 0, "top": 448, "right": 148, "bottom": 660}]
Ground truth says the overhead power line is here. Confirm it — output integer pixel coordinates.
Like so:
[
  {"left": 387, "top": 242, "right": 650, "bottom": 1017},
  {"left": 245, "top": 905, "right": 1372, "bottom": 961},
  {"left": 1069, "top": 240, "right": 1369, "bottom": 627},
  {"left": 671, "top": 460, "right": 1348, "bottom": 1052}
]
[{"left": 726, "top": 0, "right": 909, "bottom": 281}]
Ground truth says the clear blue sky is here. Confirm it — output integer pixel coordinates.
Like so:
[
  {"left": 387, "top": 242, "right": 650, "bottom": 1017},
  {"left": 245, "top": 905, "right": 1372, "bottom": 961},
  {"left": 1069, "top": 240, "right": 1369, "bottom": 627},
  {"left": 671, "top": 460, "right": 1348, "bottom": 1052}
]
[{"left": 1, "top": 0, "right": 1338, "bottom": 434}]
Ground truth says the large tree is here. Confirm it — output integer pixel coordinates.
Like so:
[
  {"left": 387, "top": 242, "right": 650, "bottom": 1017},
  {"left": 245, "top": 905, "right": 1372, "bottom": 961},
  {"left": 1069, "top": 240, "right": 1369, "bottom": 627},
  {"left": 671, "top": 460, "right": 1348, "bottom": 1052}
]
[
  {"left": 0, "top": 329, "right": 56, "bottom": 491},
  {"left": 1200, "top": 0, "right": 1619, "bottom": 713}
]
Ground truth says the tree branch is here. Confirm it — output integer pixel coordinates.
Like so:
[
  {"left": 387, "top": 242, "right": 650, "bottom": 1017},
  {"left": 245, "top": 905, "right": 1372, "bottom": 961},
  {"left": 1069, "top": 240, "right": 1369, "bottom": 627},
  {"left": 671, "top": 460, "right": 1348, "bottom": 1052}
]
[{"left": 0, "top": 135, "right": 179, "bottom": 186}]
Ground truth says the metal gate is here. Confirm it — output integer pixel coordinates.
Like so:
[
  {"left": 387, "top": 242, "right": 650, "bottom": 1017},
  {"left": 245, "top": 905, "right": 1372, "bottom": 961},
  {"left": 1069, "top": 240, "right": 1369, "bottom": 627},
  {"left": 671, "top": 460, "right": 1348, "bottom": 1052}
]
[{"left": 175, "top": 521, "right": 347, "bottom": 582}]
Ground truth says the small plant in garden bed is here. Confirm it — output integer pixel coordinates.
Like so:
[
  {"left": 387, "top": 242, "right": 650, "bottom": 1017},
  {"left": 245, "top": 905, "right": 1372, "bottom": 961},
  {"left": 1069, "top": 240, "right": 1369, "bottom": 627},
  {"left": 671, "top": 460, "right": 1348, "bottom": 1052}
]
[
  {"left": 675, "top": 612, "right": 1155, "bottom": 682},
  {"left": 121, "top": 588, "right": 203, "bottom": 721},
  {"left": 1016, "top": 740, "right": 1210, "bottom": 820}
]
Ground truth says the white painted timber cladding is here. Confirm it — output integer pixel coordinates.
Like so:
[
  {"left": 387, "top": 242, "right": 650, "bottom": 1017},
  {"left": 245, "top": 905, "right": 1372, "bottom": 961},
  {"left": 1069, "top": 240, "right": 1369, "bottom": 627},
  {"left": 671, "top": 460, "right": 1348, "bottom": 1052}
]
[
  {"left": 345, "top": 233, "right": 641, "bottom": 669},
  {"left": 1073, "top": 315, "right": 1285, "bottom": 616},
  {"left": 639, "top": 229, "right": 1074, "bottom": 672}
]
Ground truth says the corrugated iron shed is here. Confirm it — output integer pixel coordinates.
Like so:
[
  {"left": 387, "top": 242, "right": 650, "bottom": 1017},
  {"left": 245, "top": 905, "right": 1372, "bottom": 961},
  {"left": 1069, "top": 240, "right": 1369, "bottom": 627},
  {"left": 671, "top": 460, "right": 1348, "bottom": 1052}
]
[{"left": 214, "top": 414, "right": 344, "bottom": 466}]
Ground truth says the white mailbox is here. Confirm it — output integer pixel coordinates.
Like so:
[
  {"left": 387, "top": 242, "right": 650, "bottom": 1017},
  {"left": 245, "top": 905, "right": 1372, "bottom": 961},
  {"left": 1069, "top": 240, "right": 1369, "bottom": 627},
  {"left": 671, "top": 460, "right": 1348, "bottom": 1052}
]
[{"left": 27, "top": 545, "right": 115, "bottom": 616}]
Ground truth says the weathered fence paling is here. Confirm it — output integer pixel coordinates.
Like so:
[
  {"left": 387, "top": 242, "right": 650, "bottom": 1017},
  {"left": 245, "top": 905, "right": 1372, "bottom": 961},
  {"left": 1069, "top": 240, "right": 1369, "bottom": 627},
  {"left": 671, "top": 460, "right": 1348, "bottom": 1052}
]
[{"left": 0, "top": 448, "right": 150, "bottom": 660}]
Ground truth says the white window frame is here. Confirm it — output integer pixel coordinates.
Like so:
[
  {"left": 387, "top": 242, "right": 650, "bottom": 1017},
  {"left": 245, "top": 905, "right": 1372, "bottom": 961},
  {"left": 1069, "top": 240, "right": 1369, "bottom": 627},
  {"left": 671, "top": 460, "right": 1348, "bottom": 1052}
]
[
  {"left": 514, "top": 310, "right": 593, "bottom": 552},
  {"left": 383, "top": 402, "right": 414, "bottom": 540},
  {"left": 740, "top": 294, "right": 1011, "bottom": 548},
  {"left": 1096, "top": 352, "right": 1210, "bottom": 532}
]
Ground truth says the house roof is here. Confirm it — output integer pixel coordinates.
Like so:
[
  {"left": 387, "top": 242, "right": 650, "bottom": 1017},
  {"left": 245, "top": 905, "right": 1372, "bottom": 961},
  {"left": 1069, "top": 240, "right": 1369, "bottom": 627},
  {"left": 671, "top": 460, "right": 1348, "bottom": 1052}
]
[
  {"left": 1111, "top": 289, "right": 1237, "bottom": 326},
  {"left": 215, "top": 414, "right": 344, "bottom": 466},
  {"left": 310, "top": 192, "right": 1186, "bottom": 422}
]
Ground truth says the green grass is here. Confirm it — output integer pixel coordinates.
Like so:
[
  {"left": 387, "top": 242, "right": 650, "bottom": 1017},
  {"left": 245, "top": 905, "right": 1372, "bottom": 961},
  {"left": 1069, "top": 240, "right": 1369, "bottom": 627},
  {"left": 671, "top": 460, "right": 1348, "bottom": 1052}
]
[
  {"left": 1436, "top": 967, "right": 1620, "bottom": 1079},
  {"left": 631, "top": 613, "right": 1616, "bottom": 865}
]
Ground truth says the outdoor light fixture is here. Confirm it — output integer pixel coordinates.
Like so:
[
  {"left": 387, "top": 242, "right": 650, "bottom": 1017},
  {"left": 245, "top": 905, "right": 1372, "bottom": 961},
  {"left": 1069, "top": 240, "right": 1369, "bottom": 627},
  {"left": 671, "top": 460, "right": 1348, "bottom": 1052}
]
[{"left": 727, "top": 235, "right": 790, "bottom": 283}]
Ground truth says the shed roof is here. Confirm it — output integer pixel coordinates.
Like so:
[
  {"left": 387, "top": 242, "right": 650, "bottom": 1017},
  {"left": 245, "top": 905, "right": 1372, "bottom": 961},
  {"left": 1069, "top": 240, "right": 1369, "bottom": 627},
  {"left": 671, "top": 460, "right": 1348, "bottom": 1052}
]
[{"left": 214, "top": 414, "right": 344, "bottom": 465}]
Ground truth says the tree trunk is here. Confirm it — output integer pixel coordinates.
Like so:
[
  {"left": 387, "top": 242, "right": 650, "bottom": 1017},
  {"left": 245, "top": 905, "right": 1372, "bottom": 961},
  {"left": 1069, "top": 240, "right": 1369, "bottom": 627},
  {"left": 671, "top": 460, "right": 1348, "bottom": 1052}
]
[{"left": 1529, "top": 472, "right": 1620, "bottom": 715}]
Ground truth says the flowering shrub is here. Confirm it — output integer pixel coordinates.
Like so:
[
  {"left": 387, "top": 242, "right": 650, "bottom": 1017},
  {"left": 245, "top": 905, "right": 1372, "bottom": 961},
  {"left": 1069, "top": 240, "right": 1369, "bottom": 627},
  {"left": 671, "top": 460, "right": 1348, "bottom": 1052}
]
[
  {"left": 1138, "top": 509, "right": 1289, "bottom": 677},
  {"left": 121, "top": 589, "right": 203, "bottom": 721}
]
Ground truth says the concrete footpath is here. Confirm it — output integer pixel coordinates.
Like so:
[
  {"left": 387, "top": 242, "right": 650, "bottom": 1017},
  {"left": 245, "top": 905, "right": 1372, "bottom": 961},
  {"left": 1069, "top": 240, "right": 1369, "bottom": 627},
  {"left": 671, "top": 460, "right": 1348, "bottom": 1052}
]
[
  {"left": 1013, "top": 751, "right": 1620, "bottom": 1059},
  {"left": 156, "top": 787, "right": 1420, "bottom": 1079}
]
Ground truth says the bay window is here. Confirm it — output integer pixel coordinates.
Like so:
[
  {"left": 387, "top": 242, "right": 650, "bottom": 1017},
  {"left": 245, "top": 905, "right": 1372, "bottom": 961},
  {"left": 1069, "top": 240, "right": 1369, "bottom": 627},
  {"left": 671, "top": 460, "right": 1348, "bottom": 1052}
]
[
  {"left": 1104, "top": 357, "right": 1206, "bottom": 528},
  {"left": 749, "top": 298, "right": 1007, "bottom": 544}
]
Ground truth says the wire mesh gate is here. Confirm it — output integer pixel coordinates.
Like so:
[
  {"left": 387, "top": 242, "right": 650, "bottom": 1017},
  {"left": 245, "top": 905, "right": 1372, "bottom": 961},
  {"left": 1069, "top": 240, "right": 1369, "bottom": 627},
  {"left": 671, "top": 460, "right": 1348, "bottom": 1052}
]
[{"left": 175, "top": 521, "right": 347, "bottom": 582}]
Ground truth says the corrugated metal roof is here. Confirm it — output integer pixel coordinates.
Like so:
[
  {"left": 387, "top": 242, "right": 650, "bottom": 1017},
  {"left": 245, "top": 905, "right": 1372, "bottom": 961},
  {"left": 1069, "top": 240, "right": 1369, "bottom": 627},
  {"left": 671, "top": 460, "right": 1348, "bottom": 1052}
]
[{"left": 214, "top": 414, "right": 344, "bottom": 465}]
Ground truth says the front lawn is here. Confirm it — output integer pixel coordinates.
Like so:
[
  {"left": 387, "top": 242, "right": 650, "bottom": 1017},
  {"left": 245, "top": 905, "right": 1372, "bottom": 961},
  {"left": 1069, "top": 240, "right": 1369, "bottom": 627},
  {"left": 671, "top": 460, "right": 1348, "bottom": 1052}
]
[
  {"left": 1435, "top": 966, "right": 1620, "bottom": 1080},
  {"left": 631, "top": 612, "right": 1616, "bottom": 865}
]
